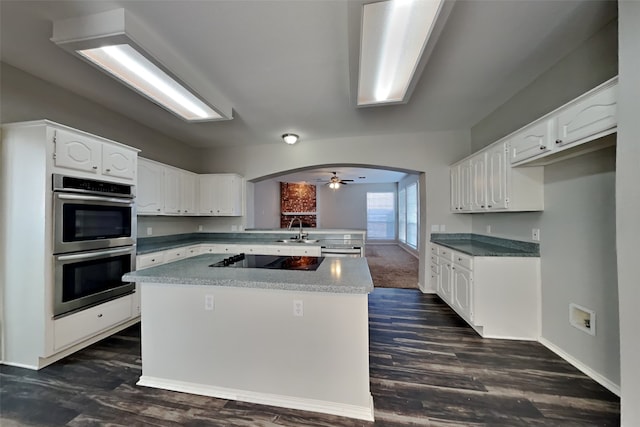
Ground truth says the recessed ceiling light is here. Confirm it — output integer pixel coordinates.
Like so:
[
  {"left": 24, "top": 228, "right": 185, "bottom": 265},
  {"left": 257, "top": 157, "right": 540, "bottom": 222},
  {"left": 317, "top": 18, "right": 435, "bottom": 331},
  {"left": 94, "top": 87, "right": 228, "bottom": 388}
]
[
  {"left": 357, "top": 0, "right": 445, "bottom": 106},
  {"left": 282, "top": 133, "right": 299, "bottom": 145},
  {"left": 51, "top": 9, "right": 232, "bottom": 122}
]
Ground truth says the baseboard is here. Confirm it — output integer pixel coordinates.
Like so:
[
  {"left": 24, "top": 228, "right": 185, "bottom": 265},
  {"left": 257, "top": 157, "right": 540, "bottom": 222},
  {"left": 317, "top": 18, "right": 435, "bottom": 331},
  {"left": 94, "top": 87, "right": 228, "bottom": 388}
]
[
  {"left": 1, "top": 361, "right": 39, "bottom": 370},
  {"left": 539, "top": 337, "right": 620, "bottom": 396},
  {"left": 137, "top": 376, "right": 375, "bottom": 421}
]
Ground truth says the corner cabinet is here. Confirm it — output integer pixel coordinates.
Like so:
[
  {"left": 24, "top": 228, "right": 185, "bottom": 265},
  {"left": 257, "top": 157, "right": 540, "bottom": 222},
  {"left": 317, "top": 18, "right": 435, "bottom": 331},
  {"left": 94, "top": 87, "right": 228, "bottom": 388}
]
[
  {"left": 430, "top": 243, "right": 540, "bottom": 340},
  {"left": 199, "top": 174, "right": 244, "bottom": 216}
]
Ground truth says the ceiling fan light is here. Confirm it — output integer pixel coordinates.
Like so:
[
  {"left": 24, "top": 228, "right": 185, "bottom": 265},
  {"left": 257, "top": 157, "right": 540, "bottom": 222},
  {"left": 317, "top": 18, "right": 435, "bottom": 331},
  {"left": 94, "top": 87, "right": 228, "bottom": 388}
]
[{"left": 282, "top": 133, "right": 299, "bottom": 145}]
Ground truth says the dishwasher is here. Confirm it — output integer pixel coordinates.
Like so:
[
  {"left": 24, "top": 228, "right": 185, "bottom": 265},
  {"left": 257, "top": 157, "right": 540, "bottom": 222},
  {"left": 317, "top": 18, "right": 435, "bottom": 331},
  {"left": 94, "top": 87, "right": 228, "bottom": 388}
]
[{"left": 320, "top": 247, "right": 363, "bottom": 257}]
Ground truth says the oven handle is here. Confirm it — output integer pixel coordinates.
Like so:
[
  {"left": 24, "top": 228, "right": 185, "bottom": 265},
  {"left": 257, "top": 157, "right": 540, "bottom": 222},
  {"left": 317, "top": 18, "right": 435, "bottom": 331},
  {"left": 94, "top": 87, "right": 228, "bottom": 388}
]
[
  {"left": 57, "top": 247, "right": 134, "bottom": 261},
  {"left": 56, "top": 193, "right": 134, "bottom": 205}
]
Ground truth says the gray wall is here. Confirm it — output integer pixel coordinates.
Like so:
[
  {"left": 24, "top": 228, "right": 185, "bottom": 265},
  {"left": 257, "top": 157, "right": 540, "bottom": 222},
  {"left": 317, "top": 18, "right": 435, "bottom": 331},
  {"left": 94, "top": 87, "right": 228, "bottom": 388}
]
[
  {"left": 318, "top": 182, "right": 397, "bottom": 234},
  {"left": 470, "top": 19, "right": 620, "bottom": 389},
  {"left": 616, "top": 2, "right": 640, "bottom": 425},
  {"left": 0, "top": 62, "right": 201, "bottom": 171}
]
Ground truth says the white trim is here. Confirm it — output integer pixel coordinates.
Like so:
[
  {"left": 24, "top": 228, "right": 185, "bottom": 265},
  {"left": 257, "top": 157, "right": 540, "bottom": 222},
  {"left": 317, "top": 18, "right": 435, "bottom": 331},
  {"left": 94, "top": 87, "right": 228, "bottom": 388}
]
[
  {"left": 1, "top": 361, "right": 40, "bottom": 370},
  {"left": 137, "top": 376, "right": 375, "bottom": 421},
  {"left": 539, "top": 337, "right": 620, "bottom": 396}
]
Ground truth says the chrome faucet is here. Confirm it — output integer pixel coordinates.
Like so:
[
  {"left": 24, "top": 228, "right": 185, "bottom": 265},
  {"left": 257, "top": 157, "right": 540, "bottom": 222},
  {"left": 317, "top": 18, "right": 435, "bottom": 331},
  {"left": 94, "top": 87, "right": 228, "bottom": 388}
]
[{"left": 287, "top": 217, "right": 308, "bottom": 240}]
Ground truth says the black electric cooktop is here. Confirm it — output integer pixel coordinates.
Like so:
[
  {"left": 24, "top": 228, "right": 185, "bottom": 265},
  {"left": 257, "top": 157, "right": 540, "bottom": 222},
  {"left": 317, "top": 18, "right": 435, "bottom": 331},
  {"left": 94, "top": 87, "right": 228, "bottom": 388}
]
[{"left": 209, "top": 254, "right": 325, "bottom": 271}]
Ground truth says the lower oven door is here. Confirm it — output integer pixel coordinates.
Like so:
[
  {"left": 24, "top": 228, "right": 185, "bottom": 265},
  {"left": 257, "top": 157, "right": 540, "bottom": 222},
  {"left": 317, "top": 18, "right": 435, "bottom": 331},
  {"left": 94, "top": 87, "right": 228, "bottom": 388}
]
[{"left": 54, "top": 246, "right": 136, "bottom": 318}]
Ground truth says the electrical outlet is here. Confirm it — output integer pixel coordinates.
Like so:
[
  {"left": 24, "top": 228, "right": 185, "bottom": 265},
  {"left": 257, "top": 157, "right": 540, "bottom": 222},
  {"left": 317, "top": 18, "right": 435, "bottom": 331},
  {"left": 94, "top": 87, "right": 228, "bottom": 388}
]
[
  {"left": 431, "top": 224, "right": 439, "bottom": 232},
  {"left": 440, "top": 224, "right": 446, "bottom": 232},
  {"left": 344, "top": 234, "right": 352, "bottom": 240},
  {"left": 532, "top": 228, "right": 540, "bottom": 241},
  {"left": 231, "top": 225, "right": 238, "bottom": 231},
  {"left": 198, "top": 225, "right": 203, "bottom": 232},
  {"left": 205, "top": 295, "right": 214, "bottom": 311},
  {"left": 146, "top": 227, "right": 153, "bottom": 236},
  {"left": 293, "top": 300, "right": 303, "bottom": 317},
  {"left": 486, "top": 225, "right": 492, "bottom": 234}
]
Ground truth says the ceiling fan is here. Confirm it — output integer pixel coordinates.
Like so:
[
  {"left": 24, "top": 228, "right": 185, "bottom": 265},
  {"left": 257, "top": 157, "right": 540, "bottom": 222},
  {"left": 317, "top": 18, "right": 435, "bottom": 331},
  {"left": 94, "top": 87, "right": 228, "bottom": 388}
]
[{"left": 325, "top": 172, "right": 353, "bottom": 189}]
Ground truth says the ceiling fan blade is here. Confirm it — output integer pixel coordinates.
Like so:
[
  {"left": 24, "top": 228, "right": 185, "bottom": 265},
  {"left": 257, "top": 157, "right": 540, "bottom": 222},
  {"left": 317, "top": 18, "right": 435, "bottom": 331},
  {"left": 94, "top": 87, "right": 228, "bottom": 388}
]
[{"left": 341, "top": 179, "right": 354, "bottom": 182}]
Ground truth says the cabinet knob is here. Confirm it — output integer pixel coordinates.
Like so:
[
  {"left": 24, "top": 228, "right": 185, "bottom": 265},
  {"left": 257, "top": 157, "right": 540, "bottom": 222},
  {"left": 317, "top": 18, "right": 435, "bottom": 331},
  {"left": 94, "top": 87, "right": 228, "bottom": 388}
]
[
  {"left": 97, "top": 313, "right": 103, "bottom": 318},
  {"left": 106, "top": 168, "right": 111, "bottom": 172},
  {"left": 157, "top": 208, "right": 161, "bottom": 211},
  {"left": 92, "top": 165, "right": 98, "bottom": 170},
  {"left": 481, "top": 205, "right": 485, "bottom": 208},
  {"left": 488, "top": 205, "right": 492, "bottom": 208},
  {"left": 151, "top": 259, "right": 155, "bottom": 262},
  {"left": 539, "top": 146, "right": 546, "bottom": 150},
  {"left": 555, "top": 139, "right": 562, "bottom": 144}
]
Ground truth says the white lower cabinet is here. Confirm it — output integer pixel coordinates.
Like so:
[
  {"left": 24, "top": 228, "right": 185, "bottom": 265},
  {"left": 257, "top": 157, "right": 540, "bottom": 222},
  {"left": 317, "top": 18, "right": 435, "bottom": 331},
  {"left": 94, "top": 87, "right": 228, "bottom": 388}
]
[
  {"left": 432, "top": 243, "right": 540, "bottom": 340},
  {"left": 53, "top": 295, "right": 133, "bottom": 351}
]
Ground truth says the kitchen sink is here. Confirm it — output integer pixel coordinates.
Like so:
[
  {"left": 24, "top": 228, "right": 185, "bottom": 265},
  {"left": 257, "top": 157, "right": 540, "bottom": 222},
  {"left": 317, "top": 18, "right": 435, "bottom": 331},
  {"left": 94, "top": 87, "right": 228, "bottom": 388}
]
[{"left": 276, "top": 239, "right": 319, "bottom": 244}]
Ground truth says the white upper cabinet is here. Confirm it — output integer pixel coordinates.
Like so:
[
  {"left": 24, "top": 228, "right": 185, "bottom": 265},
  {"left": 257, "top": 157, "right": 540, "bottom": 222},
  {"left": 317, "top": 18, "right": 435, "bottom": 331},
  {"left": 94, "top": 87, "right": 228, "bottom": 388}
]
[
  {"left": 163, "top": 167, "right": 182, "bottom": 214},
  {"left": 451, "top": 140, "right": 541, "bottom": 213},
  {"left": 54, "top": 128, "right": 102, "bottom": 174},
  {"left": 53, "top": 128, "right": 137, "bottom": 181},
  {"left": 556, "top": 80, "right": 617, "bottom": 147},
  {"left": 485, "top": 142, "right": 509, "bottom": 210},
  {"left": 137, "top": 158, "right": 165, "bottom": 214},
  {"left": 101, "top": 144, "right": 136, "bottom": 180},
  {"left": 510, "top": 118, "right": 556, "bottom": 164},
  {"left": 181, "top": 171, "right": 197, "bottom": 215},
  {"left": 199, "top": 174, "right": 244, "bottom": 216},
  {"left": 510, "top": 77, "right": 618, "bottom": 166}
]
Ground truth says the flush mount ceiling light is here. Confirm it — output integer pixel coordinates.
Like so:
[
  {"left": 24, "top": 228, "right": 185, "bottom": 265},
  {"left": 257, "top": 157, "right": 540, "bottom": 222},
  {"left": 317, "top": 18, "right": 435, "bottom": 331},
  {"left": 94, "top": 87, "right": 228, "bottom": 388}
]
[
  {"left": 51, "top": 9, "right": 232, "bottom": 122},
  {"left": 357, "top": 0, "right": 447, "bottom": 106},
  {"left": 282, "top": 133, "right": 299, "bottom": 145}
]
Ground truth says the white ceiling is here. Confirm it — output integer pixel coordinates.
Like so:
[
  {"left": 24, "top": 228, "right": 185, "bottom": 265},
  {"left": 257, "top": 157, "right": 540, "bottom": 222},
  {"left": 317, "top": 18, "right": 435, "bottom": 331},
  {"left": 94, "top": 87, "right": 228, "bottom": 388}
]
[
  {"left": 0, "top": 0, "right": 617, "bottom": 151},
  {"left": 260, "top": 166, "right": 410, "bottom": 185}
]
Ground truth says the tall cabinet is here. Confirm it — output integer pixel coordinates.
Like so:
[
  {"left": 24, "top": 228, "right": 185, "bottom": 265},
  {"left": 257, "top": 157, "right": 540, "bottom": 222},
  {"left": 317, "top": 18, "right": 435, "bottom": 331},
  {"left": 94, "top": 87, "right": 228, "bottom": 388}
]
[{"left": 1, "top": 120, "right": 140, "bottom": 370}]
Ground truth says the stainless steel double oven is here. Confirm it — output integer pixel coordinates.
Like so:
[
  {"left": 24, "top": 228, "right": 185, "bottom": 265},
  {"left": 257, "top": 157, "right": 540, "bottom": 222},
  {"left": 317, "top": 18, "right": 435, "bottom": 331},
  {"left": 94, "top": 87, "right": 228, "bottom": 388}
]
[{"left": 52, "top": 174, "right": 136, "bottom": 317}]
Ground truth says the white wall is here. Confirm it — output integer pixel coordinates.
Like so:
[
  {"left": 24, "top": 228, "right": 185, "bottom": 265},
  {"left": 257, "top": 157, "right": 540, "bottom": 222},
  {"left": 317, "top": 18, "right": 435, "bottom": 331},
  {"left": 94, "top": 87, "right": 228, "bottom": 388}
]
[
  {"left": 616, "top": 2, "right": 640, "bottom": 425},
  {"left": 253, "top": 180, "right": 281, "bottom": 229},
  {"left": 539, "top": 147, "right": 619, "bottom": 386}
]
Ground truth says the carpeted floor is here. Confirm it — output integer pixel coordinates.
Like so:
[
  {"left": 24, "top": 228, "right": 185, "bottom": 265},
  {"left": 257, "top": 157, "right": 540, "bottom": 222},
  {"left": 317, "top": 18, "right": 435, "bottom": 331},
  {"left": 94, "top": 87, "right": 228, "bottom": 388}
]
[{"left": 365, "top": 244, "right": 419, "bottom": 289}]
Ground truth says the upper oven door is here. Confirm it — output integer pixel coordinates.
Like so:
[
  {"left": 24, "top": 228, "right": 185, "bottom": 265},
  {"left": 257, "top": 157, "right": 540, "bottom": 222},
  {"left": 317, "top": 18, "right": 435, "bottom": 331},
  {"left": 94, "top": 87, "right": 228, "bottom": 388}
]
[{"left": 54, "top": 193, "right": 135, "bottom": 254}]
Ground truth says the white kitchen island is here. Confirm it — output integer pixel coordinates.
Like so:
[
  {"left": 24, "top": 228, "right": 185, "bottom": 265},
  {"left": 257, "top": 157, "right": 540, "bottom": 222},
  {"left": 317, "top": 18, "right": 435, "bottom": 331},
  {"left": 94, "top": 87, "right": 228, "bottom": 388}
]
[{"left": 123, "top": 254, "right": 374, "bottom": 421}]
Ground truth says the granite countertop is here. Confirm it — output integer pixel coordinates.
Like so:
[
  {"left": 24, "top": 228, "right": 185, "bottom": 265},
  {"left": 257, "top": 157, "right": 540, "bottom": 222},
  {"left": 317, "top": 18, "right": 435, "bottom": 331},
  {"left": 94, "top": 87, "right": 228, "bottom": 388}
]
[
  {"left": 136, "top": 232, "right": 365, "bottom": 255},
  {"left": 124, "top": 254, "right": 373, "bottom": 294},
  {"left": 430, "top": 233, "right": 539, "bottom": 257}
]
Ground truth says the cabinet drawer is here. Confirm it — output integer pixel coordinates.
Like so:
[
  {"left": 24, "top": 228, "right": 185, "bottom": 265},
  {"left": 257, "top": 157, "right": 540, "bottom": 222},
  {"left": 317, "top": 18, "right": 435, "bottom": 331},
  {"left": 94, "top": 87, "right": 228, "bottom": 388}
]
[
  {"left": 430, "top": 254, "right": 439, "bottom": 265},
  {"left": 453, "top": 252, "right": 473, "bottom": 270},
  {"left": 437, "top": 247, "right": 453, "bottom": 260},
  {"left": 54, "top": 295, "right": 132, "bottom": 351},
  {"left": 430, "top": 263, "right": 439, "bottom": 275},
  {"left": 137, "top": 252, "right": 165, "bottom": 269},
  {"left": 164, "top": 248, "right": 187, "bottom": 262},
  {"left": 430, "top": 245, "right": 438, "bottom": 255}
]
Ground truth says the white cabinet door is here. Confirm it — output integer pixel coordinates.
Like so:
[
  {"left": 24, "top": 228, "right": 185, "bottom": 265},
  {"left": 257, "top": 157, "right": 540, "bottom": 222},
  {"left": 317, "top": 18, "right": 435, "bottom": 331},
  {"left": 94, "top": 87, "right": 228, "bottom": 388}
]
[
  {"left": 470, "top": 153, "right": 486, "bottom": 210},
  {"left": 164, "top": 167, "right": 181, "bottom": 214},
  {"left": 556, "top": 82, "right": 617, "bottom": 147},
  {"left": 450, "top": 166, "right": 460, "bottom": 212},
  {"left": 439, "top": 260, "right": 453, "bottom": 303},
  {"left": 102, "top": 144, "right": 136, "bottom": 180},
  {"left": 199, "top": 174, "right": 243, "bottom": 216},
  {"left": 453, "top": 266, "right": 473, "bottom": 322},
  {"left": 459, "top": 161, "right": 472, "bottom": 212},
  {"left": 510, "top": 118, "right": 555, "bottom": 164},
  {"left": 137, "top": 159, "right": 165, "bottom": 214},
  {"left": 486, "top": 142, "right": 509, "bottom": 210},
  {"left": 54, "top": 128, "right": 102, "bottom": 174},
  {"left": 181, "top": 171, "right": 197, "bottom": 215}
]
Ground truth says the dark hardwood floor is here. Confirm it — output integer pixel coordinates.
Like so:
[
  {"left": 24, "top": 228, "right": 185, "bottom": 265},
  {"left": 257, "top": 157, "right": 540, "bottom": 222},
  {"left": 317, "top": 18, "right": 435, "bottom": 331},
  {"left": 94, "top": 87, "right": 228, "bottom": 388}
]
[{"left": 1, "top": 288, "right": 620, "bottom": 426}]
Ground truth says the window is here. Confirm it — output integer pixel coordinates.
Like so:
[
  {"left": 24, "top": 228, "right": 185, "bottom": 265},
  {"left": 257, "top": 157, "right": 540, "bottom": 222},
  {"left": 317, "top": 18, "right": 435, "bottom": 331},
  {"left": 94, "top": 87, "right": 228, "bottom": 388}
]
[
  {"left": 366, "top": 192, "right": 396, "bottom": 240},
  {"left": 399, "top": 181, "right": 419, "bottom": 248},
  {"left": 406, "top": 182, "right": 418, "bottom": 248},
  {"left": 398, "top": 188, "right": 406, "bottom": 242}
]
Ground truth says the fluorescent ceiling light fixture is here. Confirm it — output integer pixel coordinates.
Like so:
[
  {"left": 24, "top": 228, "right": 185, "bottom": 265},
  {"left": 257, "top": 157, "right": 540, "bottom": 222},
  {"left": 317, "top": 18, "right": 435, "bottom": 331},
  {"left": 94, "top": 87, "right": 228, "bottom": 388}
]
[
  {"left": 357, "top": 0, "right": 445, "bottom": 106},
  {"left": 282, "top": 133, "right": 299, "bottom": 145},
  {"left": 51, "top": 9, "right": 232, "bottom": 122}
]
